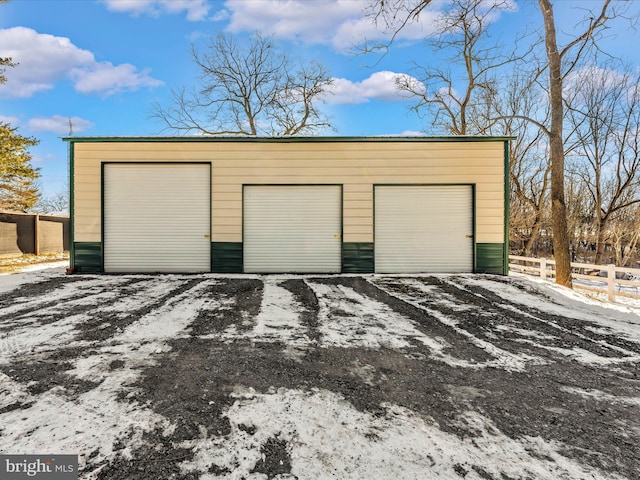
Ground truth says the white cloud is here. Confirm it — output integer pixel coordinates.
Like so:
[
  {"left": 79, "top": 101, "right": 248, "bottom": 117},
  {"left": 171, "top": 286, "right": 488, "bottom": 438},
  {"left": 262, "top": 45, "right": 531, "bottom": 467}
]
[
  {"left": 70, "top": 63, "right": 162, "bottom": 95},
  {"left": 0, "top": 27, "right": 162, "bottom": 99},
  {"left": 101, "top": 0, "right": 211, "bottom": 21},
  {"left": 186, "top": 30, "right": 206, "bottom": 42},
  {"left": 0, "top": 115, "right": 20, "bottom": 126},
  {"left": 0, "top": 27, "right": 93, "bottom": 98},
  {"left": 218, "top": 0, "right": 440, "bottom": 52},
  {"left": 27, "top": 115, "right": 94, "bottom": 134},
  {"left": 564, "top": 65, "right": 628, "bottom": 94},
  {"left": 324, "top": 71, "right": 421, "bottom": 104}
]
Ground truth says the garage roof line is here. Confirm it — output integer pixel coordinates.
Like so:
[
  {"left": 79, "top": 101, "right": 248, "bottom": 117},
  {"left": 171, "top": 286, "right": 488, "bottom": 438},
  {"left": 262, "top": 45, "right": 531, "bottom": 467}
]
[{"left": 62, "top": 135, "right": 515, "bottom": 143}]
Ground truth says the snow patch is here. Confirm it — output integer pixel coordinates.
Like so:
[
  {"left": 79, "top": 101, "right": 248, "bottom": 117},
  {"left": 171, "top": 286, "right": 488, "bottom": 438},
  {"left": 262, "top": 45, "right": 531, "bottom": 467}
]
[
  {"left": 0, "top": 372, "right": 169, "bottom": 470},
  {"left": 179, "top": 388, "right": 624, "bottom": 480},
  {"left": 560, "top": 386, "right": 640, "bottom": 406},
  {"left": 0, "top": 314, "right": 90, "bottom": 363}
]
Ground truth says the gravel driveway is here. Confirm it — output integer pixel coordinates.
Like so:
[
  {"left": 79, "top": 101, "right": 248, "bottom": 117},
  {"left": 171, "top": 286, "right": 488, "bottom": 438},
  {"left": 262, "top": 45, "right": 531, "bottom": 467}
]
[{"left": 1, "top": 269, "right": 639, "bottom": 479}]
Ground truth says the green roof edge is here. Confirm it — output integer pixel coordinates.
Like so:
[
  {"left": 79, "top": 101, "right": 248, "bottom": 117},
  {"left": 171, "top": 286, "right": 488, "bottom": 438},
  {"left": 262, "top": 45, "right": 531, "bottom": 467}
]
[{"left": 62, "top": 135, "right": 515, "bottom": 143}]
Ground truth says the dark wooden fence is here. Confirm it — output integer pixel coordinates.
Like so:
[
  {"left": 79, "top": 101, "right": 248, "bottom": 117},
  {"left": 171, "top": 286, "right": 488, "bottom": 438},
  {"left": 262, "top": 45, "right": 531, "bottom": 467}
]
[{"left": 0, "top": 211, "right": 69, "bottom": 257}]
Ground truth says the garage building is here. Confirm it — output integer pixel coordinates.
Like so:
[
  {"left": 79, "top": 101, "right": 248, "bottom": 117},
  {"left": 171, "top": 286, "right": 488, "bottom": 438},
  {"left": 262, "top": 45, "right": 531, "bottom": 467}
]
[{"left": 65, "top": 136, "right": 510, "bottom": 275}]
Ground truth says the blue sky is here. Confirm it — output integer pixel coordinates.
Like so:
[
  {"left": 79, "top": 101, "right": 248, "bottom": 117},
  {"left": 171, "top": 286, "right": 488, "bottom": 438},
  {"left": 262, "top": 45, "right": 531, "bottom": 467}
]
[{"left": 1, "top": 0, "right": 639, "bottom": 198}]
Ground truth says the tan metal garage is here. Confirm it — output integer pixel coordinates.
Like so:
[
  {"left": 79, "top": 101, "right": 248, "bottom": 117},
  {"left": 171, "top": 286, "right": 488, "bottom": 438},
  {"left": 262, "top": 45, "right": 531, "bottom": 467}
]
[{"left": 65, "top": 137, "right": 510, "bottom": 275}]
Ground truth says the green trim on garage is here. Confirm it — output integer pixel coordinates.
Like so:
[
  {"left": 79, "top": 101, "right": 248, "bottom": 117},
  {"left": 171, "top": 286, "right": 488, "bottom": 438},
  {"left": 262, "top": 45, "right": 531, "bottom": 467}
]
[
  {"left": 73, "top": 242, "right": 102, "bottom": 273},
  {"left": 212, "top": 242, "right": 243, "bottom": 273},
  {"left": 504, "top": 141, "right": 511, "bottom": 275},
  {"left": 476, "top": 243, "right": 505, "bottom": 274},
  {"left": 68, "top": 142, "right": 75, "bottom": 271},
  {"left": 342, "top": 242, "right": 374, "bottom": 273}
]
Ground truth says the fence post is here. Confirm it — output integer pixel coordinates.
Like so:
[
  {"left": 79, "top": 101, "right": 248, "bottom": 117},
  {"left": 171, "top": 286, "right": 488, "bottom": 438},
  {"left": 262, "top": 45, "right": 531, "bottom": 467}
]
[
  {"left": 607, "top": 264, "right": 616, "bottom": 302},
  {"left": 34, "top": 214, "right": 40, "bottom": 256},
  {"left": 540, "top": 258, "right": 546, "bottom": 280}
]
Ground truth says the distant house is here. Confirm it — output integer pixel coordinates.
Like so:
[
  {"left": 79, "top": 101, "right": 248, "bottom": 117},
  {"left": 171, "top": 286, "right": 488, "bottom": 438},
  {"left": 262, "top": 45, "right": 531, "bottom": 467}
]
[{"left": 64, "top": 136, "right": 510, "bottom": 274}]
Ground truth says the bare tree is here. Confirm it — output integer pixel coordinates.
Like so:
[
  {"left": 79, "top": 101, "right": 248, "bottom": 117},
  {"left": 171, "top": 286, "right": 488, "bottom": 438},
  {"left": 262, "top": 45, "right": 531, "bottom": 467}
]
[
  {"left": 151, "top": 33, "right": 333, "bottom": 136},
  {"left": 565, "top": 172, "right": 596, "bottom": 261},
  {"left": 567, "top": 66, "right": 640, "bottom": 264},
  {"left": 495, "top": 74, "right": 551, "bottom": 256},
  {"left": 537, "top": 0, "right": 629, "bottom": 285},
  {"left": 33, "top": 189, "right": 69, "bottom": 215},
  {"left": 392, "top": 0, "right": 518, "bottom": 135},
  {"left": 608, "top": 206, "right": 640, "bottom": 267}
]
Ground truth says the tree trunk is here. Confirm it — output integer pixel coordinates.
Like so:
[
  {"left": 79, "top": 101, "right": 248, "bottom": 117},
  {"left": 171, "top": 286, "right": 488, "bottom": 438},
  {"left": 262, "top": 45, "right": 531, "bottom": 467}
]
[
  {"left": 539, "top": 0, "right": 573, "bottom": 287},
  {"left": 524, "top": 211, "right": 543, "bottom": 257},
  {"left": 594, "top": 216, "right": 607, "bottom": 265}
]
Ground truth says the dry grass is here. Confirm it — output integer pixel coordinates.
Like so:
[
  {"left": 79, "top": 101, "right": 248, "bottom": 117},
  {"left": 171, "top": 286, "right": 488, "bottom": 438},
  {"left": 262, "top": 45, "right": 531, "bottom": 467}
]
[{"left": 0, "top": 252, "right": 69, "bottom": 273}]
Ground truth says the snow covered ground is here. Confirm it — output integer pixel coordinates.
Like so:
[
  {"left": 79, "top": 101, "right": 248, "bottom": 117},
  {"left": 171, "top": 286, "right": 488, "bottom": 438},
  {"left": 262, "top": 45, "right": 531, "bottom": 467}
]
[{"left": 1, "top": 266, "right": 639, "bottom": 479}]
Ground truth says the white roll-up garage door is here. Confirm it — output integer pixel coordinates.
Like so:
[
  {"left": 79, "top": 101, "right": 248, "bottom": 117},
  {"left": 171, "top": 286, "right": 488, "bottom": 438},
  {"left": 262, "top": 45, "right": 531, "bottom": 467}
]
[
  {"left": 243, "top": 186, "right": 342, "bottom": 273},
  {"left": 103, "top": 163, "right": 211, "bottom": 273},
  {"left": 375, "top": 185, "right": 473, "bottom": 273}
]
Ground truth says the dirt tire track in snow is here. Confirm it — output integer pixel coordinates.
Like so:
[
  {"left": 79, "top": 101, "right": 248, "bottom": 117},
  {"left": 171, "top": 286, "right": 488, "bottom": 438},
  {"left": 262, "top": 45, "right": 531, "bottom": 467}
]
[
  {"left": 0, "top": 277, "right": 150, "bottom": 332},
  {"left": 312, "top": 276, "right": 494, "bottom": 362},
  {"left": 441, "top": 275, "right": 632, "bottom": 358},
  {"left": 0, "top": 357, "right": 101, "bottom": 397},
  {"left": 378, "top": 275, "right": 635, "bottom": 362},
  {"left": 0, "top": 276, "right": 82, "bottom": 304},
  {"left": 0, "top": 276, "right": 87, "bottom": 328},
  {"left": 450, "top": 276, "right": 640, "bottom": 357},
  {"left": 76, "top": 277, "right": 207, "bottom": 342},
  {"left": 279, "top": 278, "right": 321, "bottom": 344},
  {"left": 188, "top": 279, "right": 263, "bottom": 336}
]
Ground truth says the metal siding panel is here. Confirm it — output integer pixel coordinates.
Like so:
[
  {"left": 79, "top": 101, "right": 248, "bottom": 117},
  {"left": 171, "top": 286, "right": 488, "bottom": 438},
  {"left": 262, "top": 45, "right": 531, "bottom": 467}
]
[
  {"left": 74, "top": 140, "right": 505, "bottom": 245},
  {"left": 244, "top": 186, "right": 341, "bottom": 273},
  {"left": 211, "top": 242, "right": 243, "bottom": 273},
  {"left": 73, "top": 241, "right": 102, "bottom": 273},
  {"left": 375, "top": 186, "right": 473, "bottom": 273},
  {"left": 104, "top": 164, "right": 211, "bottom": 273},
  {"left": 476, "top": 242, "right": 506, "bottom": 274},
  {"left": 342, "top": 242, "right": 374, "bottom": 273}
]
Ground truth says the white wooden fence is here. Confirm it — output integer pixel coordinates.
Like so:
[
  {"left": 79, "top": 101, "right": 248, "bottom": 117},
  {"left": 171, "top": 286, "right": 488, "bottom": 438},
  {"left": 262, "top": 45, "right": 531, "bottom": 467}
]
[{"left": 508, "top": 255, "right": 640, "bottom": 302}]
